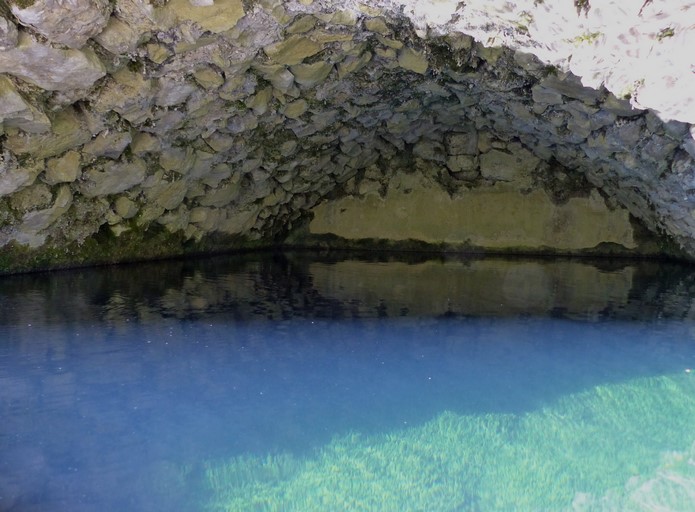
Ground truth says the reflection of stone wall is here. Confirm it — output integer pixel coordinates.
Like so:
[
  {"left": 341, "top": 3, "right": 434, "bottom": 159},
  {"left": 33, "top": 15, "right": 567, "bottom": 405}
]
[
  {"left": 1, "top": 253, "right": 694, "bottom": 326},
  {"left": 306, "top": 259, "right": 636, "bottom": 319},
  {"left": 0, "top": 1, "right": 694, "bottom": 270}
]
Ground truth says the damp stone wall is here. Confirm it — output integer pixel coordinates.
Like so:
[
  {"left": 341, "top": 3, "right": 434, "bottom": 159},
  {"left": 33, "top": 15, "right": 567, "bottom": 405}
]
[{"left": 1, "top": 0, "right": 695, "bottom": 271}]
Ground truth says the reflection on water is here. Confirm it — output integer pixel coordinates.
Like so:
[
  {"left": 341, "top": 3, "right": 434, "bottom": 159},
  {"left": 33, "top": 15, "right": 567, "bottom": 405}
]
[{"left": 1, "top": 253, "right": 695, "bottom": 511}]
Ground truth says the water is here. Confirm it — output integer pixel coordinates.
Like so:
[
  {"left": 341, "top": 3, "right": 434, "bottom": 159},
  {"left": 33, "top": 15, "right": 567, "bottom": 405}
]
[{"left": 2, "top": 253, "right": 695, "bottom": 511}]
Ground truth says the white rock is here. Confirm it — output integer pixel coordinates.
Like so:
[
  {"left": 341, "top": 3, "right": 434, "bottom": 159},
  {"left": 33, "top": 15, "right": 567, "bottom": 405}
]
[
  {"left": 0, "top": 33, "right": 105, "bottom": 91},
  {"left": 11, "top": 0, "right": 111, "bottom": 49},
  {"left": 0, "top": 15, "right": 19, "bottom": 50}
]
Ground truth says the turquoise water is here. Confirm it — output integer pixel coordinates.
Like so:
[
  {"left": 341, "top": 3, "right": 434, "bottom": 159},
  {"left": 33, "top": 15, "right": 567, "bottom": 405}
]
[{"left": 1, "top": 254, "right": 695, "bottom": 511}]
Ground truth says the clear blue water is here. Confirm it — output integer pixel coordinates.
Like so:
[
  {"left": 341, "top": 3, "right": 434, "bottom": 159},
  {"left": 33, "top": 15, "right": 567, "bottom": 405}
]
[{"left": 1, "top": 254, "right": 695, "bottom": 511}]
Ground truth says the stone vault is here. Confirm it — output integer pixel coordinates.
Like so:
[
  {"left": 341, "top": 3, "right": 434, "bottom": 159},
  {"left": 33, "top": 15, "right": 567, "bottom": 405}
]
[{"left": 1, "top": 0, "right": 695, "bottom": 272}]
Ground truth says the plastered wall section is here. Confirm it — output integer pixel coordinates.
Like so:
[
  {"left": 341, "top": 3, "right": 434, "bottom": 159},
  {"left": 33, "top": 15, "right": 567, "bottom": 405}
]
[{"left": 309, "top": 171, "right": 636, "bottom": 251}]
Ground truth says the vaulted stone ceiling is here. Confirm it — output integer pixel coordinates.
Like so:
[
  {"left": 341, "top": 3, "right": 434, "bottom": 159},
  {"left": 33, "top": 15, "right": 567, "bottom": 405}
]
[{"left": 0, "top": 0, "right": 694, "bottom": 272}]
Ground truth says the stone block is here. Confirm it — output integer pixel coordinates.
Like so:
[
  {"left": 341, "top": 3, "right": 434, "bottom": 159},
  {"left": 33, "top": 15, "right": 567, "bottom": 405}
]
[
  {"left": 198, "top": 181, "right": 241, "bottom": 207},
  {"left": 227, "top": 112, "right": 258, "bottom": 133},
  {"left": 164, "top": 0, "right": 244, "bottom": 33},
  {"left": 446, "top": 155, "right": 478, "bottom": 174},
  {"left": 45, "top": 151, "right": 81, "bottom": 185},
  {"left": 245, "top": 86, "right": 273, "bottom": 115},
  {"left": 0, "top": 150, "right": 41, "bottom": 196},
  {"left": 0, "top": 15, "right": 18, "bottom": 50},
  {"left": 15, "top": 185, "right": 72, "bottom": 247},
  {"left": 287, "top": 15, "right": 317, "bottom": 35},
  {"left": 114, "top": 196, "right": 138, "bottom": 219},
  {"left": 131, "top": 132, "right": 160, "bottom": 154},
  {"left": 9, "top": 183, "right": 52, "bottom": 212},
  {"left": 364, "top": 17, "right": 390, "bottom": 35},
  {"left": 566, "top": 113, "right": 592, "bottom": 139},
  {"left": 377, "top": 35, "right": 403, "bottom": 50},
  {"left": 155, "top": 78, "right": 197, "bottom": 106},
  {"left": 146, "top": 43, "right": 171, "bottom": 64},
  {"left": 250, "top": 64, "right": 294, "bottom": 93},
  {"left": 531, "top": 84, "right": 563, "bottom": 105},
  {"left": 160, "top": 146, "right": 195, "bottom": 173},
  {"left": 189, "top": 150, "right": 217, "bottom": 180},
  {"left": 606, "top": 120, "right": 643, "bottom": 148},
  {"left": 589, "top": 109, "right": 617, "bottom": 131},
  {"left": 114, "top": 0, "right": 175, "bottom": 34},
  {"left": 189, "top": 206, "right": 208, "bottom": 224},
  {"left": 318, "top": 10, "right": 357, "bottom": 26},
  {"left": 308, "top": 30, "right": 353, "bottom": 44},
  {"left": 146, "top": 179, "right": 188, "bottom": 210},
  {"left": 200, "top": 164, "right": 233, "bottom": 187},
  {"left": 10, "top": 0, "right": 111, "bottom": 49},
  {"left": 0, "top": 75, "right": 51, "bottom": 133},
  {"left": 282, "top": 99, "right": 308, "bottom": 119},
  {"left": 93, "top": 16, "right": 141, "bottom": 55},
  {"left": 80, "top": 158, "right": 147, "bottom": 198},
  {"left": 218, "top": 206, "right": 260, "bottom": 235},
  {"left": 337, "top": 51, "right": 372, "bottom": 78},
  {"left": 398, "top": 47, "right": 428, "bottom": 74},
  {"left": 446, "top": 131, "right": 478, "bottom": 156},
  {"left": 538, "top": 73, "right": 601, "bottom": 103},
  {"left": 0, "top": 33, "right": 105, "bottom": 91},
  {"left": 5, "top": 107, "right": 91, "bottom": 158},
  {"left": 264, "top": 35, "right": 322, "bottom": 65},
  {"left": 83, "top": 130, "right": 132, "bottom": 160},
  {"left": 602, "top": 94, "right": 643, "bottom": 117},
  {"left": 413, "top": 140, "right": 445, "bottom": 162},
  {"left": 193, "top": 66, "right": 225, "bottom": 90},
  {"left": 92, "top": 68, "right": 155, "bottom": 124},
  {"left": 513, "top": 50, "right": 546, "bottom": 73},
  {"left": 480, "top": 148, "right": 539, "bottom": 182},
  {"left": 290, "top": 61, "right": 333, "bottom": 87},
  {"left": 683, "top": 136, "right": 695, "bottom": 160}
]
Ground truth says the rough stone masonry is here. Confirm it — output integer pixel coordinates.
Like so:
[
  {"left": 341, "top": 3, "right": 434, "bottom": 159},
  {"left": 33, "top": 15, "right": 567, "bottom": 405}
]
[{"left": 1, "top": 0, "right": 695, "bottom": 271}]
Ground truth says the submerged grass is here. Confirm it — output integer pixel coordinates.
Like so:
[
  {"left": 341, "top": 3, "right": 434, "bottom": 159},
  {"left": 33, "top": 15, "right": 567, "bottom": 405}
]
[{"left": 204, "top": 374, "right": 695, "bottom": 511}]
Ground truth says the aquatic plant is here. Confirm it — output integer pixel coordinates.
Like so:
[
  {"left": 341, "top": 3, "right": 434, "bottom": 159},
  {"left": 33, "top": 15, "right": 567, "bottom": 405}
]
[{"left": 204, "top": 373, "right": 695, "bottom": 511}]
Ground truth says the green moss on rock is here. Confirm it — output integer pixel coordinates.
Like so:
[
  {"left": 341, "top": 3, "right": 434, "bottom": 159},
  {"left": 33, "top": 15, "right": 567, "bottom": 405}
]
[
  {"left": 8, "top": 0, "right": 37, "bottom": 10},
  {"left": 0, "top": 224, "right": 269, "bottom": 275}
]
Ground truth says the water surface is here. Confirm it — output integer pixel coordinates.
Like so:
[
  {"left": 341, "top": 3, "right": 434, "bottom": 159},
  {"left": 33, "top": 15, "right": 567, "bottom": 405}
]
[{"left": 2, "top": 253, "right": 695, "bottom": 511}]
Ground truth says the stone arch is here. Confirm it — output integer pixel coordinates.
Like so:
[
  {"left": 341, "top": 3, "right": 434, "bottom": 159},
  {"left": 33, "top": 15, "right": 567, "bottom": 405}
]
[{"left": 0, "top": 0, "right": 694, "bottom": 271}]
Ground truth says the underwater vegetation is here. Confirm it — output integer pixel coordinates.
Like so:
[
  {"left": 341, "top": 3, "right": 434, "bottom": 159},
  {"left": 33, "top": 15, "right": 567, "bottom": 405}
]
[{"left": 204, "top": 373, "right": 695, "bottom": 511}]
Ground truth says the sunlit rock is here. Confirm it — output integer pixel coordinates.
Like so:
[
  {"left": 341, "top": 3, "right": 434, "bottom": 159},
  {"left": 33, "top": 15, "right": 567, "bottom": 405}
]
[
  {"left": 9, "top": 0, "right": 111, "bottom": 49},
  {"left": 0, "top": 33, "right": 105, "bottom": 91},
  {"left": 0, "top": 15, "right": 18, "bottom": 50}
]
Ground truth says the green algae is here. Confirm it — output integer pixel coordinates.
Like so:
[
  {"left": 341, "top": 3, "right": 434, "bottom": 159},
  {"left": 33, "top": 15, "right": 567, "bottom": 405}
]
[
  {"left": 0, "top": 223, "right": 269, "bottom": 275},
  {"left": 204, "top": 373, "right": 695, "bottom": 511}
]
